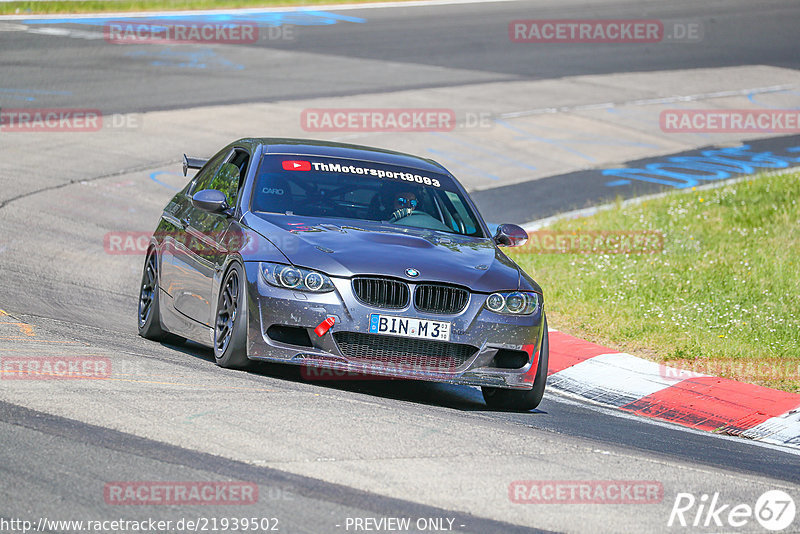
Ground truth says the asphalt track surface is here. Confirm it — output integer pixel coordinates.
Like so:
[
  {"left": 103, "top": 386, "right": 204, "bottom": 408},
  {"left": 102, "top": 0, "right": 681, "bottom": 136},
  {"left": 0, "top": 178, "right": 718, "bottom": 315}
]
[
  {"left": 1, "top": 0, "right": 800, "bottom": 532},
  {"left": 3, "top": 0, "right": 800, "bottom": 113}
]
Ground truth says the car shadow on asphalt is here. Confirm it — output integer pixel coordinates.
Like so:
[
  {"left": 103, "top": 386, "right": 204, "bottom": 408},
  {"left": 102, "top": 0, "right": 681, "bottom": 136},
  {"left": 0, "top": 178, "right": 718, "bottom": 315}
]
[
  {"left": 281, "top": 372, "right": 549, "bottom": 416},
  {"left": 165, "top": 341, "right": 546, "bottom": 415},
  {"left": 159, "top": 339, "right": 216, "bottom": 361}
]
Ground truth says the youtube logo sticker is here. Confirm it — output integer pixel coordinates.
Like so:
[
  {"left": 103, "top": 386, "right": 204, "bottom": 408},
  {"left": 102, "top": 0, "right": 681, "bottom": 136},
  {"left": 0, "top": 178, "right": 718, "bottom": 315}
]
[{"left": 282, "top": 160, "right": 311, "bottom": 171}]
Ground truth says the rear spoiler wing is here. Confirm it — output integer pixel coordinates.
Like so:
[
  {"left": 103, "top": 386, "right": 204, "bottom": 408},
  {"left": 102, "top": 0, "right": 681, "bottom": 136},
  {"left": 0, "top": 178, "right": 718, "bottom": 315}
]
[{"left": 182, "top": 154, "right": 208, "bottom": 176}]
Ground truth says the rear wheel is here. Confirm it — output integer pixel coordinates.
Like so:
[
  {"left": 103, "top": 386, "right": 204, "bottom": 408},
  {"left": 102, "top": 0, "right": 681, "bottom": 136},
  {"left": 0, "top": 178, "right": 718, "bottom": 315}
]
[
  {"left": 213, "top": 262, "right": 250, "bottom": 369},
  {"left": 482, "top": 315, "right": 549, "bottom": 411},
  {"left": 137, "top": 248, "right": 185, "bottom": 344}
]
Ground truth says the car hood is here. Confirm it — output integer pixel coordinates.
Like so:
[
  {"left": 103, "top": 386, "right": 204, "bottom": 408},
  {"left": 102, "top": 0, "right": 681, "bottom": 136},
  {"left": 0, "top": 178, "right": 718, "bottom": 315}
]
[{"left": 243, "top": 212, "right": 522, "bottom": 292}]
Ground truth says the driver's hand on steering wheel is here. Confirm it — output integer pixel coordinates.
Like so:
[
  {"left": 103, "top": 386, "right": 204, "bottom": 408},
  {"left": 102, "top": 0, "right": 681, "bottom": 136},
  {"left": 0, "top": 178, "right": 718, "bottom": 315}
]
[
  {"left": 389, "top": 192, "right": 418, "bottom": 221},
  {"left": 389, "top": 207, "right": 415, "bottom": 222},
  {"left": 395, "top": 193, "right": 417, "bottom": 209}
]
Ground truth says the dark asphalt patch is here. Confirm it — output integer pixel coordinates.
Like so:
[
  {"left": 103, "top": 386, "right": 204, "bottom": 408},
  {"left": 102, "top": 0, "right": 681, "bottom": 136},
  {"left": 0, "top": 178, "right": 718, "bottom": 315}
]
[{"left": 473, "top": 134, "right": 800, "bottom": 224}]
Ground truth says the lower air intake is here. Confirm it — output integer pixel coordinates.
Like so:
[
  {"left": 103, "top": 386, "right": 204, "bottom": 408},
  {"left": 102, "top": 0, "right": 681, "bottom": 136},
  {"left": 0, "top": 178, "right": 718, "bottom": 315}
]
[{"left": 333, "top": 331, "right": 477, "bottom": 373}]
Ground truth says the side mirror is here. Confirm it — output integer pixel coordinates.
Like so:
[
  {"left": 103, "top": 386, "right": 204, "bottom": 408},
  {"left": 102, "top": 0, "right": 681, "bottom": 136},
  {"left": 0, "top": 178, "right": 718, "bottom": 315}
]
[
  {"left": 493, "top": 223, "right": 528, "bottom": 247},
  {"left": 192, "top": 189, "right": 230, "bottom": 215}
]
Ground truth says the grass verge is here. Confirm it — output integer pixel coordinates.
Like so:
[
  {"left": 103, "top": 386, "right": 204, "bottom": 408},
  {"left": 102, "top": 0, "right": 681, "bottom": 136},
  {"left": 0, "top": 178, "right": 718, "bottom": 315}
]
[
  {"left": 0, "top": 0, "right": 389, "bottom": 16},
  {"left": 509, "top": 170, "right": 800, "bottom": 393}
]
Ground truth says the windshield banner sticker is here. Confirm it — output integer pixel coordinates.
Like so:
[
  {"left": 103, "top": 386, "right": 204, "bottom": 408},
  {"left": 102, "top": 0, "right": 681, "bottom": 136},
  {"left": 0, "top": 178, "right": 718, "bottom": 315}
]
[{"left": 304, "top": 161, "right": 441, "bottom": 187}]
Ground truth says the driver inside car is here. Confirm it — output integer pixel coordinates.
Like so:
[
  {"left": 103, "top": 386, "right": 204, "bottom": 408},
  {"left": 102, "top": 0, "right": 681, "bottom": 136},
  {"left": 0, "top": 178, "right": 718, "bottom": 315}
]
[
  {"left": 374, "top": 183, "right": 451, "bottom": 232},
  {"left": 389, "top": 191, "right": 419, "bottom": 221}
]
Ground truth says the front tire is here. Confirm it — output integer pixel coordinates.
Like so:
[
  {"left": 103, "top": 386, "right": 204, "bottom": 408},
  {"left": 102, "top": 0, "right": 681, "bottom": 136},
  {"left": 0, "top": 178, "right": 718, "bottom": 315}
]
[
  {"left": 213, "top": 262, "right": 250, "bottom": 369},
  {"left": 138, "top": 248, "right": 185, "bottom": 344},
  {"left": 482, "top": 315, "right": 549, "bottom": 411}
]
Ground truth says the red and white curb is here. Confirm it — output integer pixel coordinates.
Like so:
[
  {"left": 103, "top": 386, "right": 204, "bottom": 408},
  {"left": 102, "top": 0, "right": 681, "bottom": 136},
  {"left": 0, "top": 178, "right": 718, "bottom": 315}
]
[{"left": 547, "top": 328, "right": 800, "bottom": 450}]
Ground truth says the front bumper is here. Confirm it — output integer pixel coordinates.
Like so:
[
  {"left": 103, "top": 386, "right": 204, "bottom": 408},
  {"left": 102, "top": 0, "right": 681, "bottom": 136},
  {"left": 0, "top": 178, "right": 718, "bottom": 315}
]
[{"left": 243, "top": 262, "right": 544, "bottom": 390}]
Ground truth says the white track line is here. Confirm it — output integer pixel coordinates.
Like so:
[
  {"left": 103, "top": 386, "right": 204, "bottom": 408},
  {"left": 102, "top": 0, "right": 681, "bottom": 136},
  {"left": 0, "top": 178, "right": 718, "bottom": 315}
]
[
  {"left": 499, "top": 84, "right": 797, "bottom": 120},
  {"left": 0, "top": 0, "right": 524, "bottom": 20}
]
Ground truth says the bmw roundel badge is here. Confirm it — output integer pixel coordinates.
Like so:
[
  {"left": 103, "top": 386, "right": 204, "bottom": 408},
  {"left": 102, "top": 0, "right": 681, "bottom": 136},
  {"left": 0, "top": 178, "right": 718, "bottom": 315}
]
[{"left": 405, "top": 268, "right": 420, "bottom": 278}]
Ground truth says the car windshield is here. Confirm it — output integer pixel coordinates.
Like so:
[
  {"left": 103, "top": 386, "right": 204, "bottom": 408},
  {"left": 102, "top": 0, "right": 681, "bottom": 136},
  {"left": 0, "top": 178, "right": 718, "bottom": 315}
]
[{"left": 251, "top": 155, "right": 485, "bottom": 237}]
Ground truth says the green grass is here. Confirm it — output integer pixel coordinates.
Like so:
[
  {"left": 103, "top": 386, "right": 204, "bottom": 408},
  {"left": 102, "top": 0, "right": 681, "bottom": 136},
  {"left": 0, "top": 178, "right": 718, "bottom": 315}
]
[
  {"left": 0, "top": 0, "right": 389, "bottom": 15},
  {"left": 509, "top": 170, "right": 800, "bottom": 393}
]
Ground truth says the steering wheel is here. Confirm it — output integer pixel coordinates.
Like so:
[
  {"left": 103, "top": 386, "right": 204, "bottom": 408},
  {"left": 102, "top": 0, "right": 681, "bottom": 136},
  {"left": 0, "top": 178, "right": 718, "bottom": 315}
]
[{"left": 388, "top": 208, "right": 415, "bottom": 223}]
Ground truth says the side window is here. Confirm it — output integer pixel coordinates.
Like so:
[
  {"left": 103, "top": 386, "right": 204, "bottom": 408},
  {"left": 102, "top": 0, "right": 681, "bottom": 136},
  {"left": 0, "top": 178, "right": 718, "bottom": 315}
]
[
  {"left": 208, "top": 149, "right": 250, "bottom": 208},
  {"left": 189, "top": 150, "right": 229, "bottom": 195},
  {"left": 445, "top": 191, "right": 478, "bottom": 235},
  {"left": 228, "top": 149, "right": 250, "bottom": 186},
  {"left": 191, "top": 148, "right": 250, "bottom": 208}
]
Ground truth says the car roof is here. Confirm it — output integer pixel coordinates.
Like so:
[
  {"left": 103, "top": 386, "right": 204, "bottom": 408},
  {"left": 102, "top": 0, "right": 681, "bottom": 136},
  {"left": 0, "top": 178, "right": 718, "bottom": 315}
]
[{"left": 237, "top": 137, "right": 449, "bottom": 175}]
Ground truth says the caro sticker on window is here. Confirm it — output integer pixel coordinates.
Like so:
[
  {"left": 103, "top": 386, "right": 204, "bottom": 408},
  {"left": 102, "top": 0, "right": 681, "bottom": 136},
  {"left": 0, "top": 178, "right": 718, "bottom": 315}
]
[{"left": 282, "top": 160, "right": 311, "bottom": 171}]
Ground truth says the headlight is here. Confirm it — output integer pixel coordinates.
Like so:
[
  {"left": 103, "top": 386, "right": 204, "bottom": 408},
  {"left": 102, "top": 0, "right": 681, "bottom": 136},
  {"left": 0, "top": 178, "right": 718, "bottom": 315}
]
[
  {"left": 486, "top": 293, "right": 505, "bottom": 312},
  {"left": 261, "top": 262, "right": 334, "bottom": 292},
  {"left": 485, "top": 291, "right": 539, "bottom": 315}
]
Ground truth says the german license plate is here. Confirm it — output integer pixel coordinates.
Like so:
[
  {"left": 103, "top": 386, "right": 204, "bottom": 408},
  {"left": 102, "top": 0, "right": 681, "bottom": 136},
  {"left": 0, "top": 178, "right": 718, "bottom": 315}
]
[{"left": 368, "top": 314, "right": 451, "bottom": 341}]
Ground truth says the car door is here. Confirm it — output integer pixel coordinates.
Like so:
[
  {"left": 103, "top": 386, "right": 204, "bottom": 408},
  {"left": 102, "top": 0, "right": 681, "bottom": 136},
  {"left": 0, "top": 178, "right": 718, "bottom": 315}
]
[
  {"left": 159, "top": 148, "right": 227, "bottom": 307},
  {"left": 173, "top": 148, "right": 250, "bottom": 326}
]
